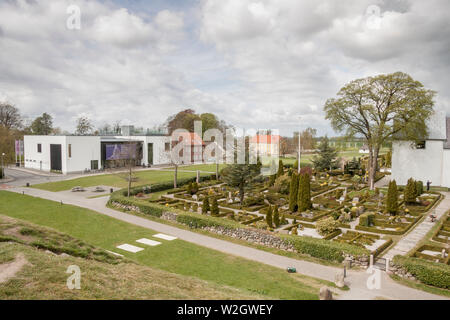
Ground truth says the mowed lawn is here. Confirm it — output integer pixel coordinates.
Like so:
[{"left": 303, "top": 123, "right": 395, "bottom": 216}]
[
  {"left": 165, "top": 163, "right": 228, "bottom": 172},
  {"left": 31, "top": 169, "right": 210, "bottom": 192},
  {"left": 0, "top": 191, "right": 331, "bottom": 299}
]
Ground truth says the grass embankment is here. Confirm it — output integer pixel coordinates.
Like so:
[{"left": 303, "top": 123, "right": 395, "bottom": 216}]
[
  {"left": 0, "top": 191, "right": 336, "bottom": 300},
  {"left": 0, "top": 216, "right": 263, "bottom": 299},
  {"left": 32, "top": 170, "right": 210, "bottom": 192}
]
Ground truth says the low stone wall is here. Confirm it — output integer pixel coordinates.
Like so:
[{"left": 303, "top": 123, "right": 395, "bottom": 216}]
[
  {"left": 388, "top": 263, "right": 418, "bottom": 281},
  {"left": 110, "top": 201, "right": 367, "bottom": 266}
]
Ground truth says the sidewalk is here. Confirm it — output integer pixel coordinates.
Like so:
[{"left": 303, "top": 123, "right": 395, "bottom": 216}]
[{"left": 7, "top": 186, "right": 448, "bottom": 300}]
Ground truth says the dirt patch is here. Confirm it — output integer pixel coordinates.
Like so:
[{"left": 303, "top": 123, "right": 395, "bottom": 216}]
[
  {"left": 2, "top": 227, "right": 34, "bottom": 242},
  {"left": 0, "top": 253, "right": 28, "bottom": 284}
]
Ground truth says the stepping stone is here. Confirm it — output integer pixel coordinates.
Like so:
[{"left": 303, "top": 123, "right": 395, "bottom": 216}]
[
  {"left": 106, "top": 250, "right": 124, "bottom": 257},
  {"left": 116, "top": 244, "right": 144, "bottom": 253},
  {"left": 153, "top": 233, "right": 177, "bottom": 241},
  {"left": 136, "top": 238, "right": 161, "bottom": 246}
]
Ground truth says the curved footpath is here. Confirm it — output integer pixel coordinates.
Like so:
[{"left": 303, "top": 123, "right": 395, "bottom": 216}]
[{"left": 7, "top": 187, "right": 449, "bottom": 300}]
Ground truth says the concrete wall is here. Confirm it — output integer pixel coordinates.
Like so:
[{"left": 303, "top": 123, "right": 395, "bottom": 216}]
[
  {"left": 442, "top": 150, "right": 450, "bottom": 188},
  {"left": 392, "top": 140, "right": 445, "bottom": 186},
  {"left": 24, "top": 136, "right": 66, "bottom": 173},
  {"left": 24, "top": 136, "right": 101, "bottom": 174},
  {"left": 65, "top": 136, "right": 101, "bottom": 173}
]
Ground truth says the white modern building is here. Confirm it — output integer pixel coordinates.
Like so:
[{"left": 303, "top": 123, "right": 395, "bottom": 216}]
[
  {"left": 24, "top": 126, "right": 172, "bottom": 174},
  {"left": 392, "top": 110, "right": 450, "bottom": 188}
]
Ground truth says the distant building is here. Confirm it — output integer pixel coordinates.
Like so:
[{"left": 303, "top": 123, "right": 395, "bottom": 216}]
[
  {"left": 250, "top": 134, "right": 280, "bottom": 156},
  {"left": 392, "top": 110, "right": 450, "bottom": 188},
  {"left": 24, "top": 126, "right": 171, "bottom": 174},
  {"left": 171, "top": 132, "right": 205, "bottom": 164}
]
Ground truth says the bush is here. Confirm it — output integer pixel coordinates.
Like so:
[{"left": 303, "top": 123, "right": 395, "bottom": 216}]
[
  {"left": 272, "top": 175, "right": 291, "bottom": 195},
  {"left": 315, "top": 217, "right": 340, "bottom": 236},
  {"left": 288, "top": 173, "right": 299, "bottom": 212},
  {"left": 202, "top": 197, "right": 210, "bottom": 214},
  {"left": 393, "top": 255, "right": 450, "bottom": 289},
  {"left": 276, "top": 159, "right": 284, "bottom": 178},
  {"left": 359, "top": 213, "right": 375, "bottom": 227},
  {"left": 176, "top": 212, "right": 244, "bottom": 230},
  {"left": 297, "top": 173, "right": 312, "bottom": 212},
  {"left": 404, "top": 177, "right": 417, "bottom": 204},
  {"left": 210, "top": 197, "right": 219, "bottom": 216},
  {"left": 386, "top": 180, "right": 399, "bottom": 215},
  {"left": 273, "top": 206, "right": 280, "bottom": 227},
  {"left": 282, "top": 234, "right": 368, "bottom": 263},
  {"left": 266, "top": 206, "right": 273, "bottom": 228},
  {"left": 415, "top": 180, "right": 424, "bottom": 197},
  {"left": 108, "top": 193, "right": 164, "bottom": 218}
]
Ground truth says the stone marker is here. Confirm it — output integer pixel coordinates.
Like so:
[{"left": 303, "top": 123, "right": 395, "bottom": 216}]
[
  {"left": 319, "top": 287, "right": 333, "bottom": 300},
  {"left": 334, "top": 272, "right": 345, "bottom": 288}
]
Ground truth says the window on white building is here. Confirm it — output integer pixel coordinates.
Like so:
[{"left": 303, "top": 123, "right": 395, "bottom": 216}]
[{"left": 37, "top": 144, "right": 42, "bottom": 153}]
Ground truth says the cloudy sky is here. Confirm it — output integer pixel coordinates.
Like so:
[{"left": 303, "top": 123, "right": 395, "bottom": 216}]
[{"left": 0, "top": 0, "right": 449, "bottom": 136}]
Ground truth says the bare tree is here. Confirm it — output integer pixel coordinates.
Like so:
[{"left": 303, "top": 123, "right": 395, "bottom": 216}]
[
  {"left": 75, "top": 116, "right": 93, "bottom": 135},
  {"left": 115, "top": 141, "right": 140, "bottom": 197},
  {"left": 0, "top": 102, "right": 22, "bottom": 129}
]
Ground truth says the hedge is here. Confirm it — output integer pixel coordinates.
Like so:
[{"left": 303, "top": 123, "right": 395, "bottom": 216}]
[
  {"left": 124, "top": 174, "right": 217, "bottom": 196},
  {"left": 176, "top": 212, "right": 245, "bottom": 230},
  {"left": 359, "top": 213, "right": 375, "bottom": 227},
  {"left": 393, "top": 255, "right": 450, "bottom": 289},
  {"left": 281, "top": 234, "right": 369, "bottom": 263},
  {"left": 372, "top": 238, "right": 393, "bottom": 258}
]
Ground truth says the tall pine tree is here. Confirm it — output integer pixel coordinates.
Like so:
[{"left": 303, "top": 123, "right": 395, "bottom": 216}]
[
  {"left": 273, "top": 205, "right": 280, "bottom": 227},
  {"left": 404, "top": 178, "right": 417, "bottom": 204},
  {"left": 311, "top": 136, "right": 338, "bottom": 171},
  {"left": 289, "top": 173, "right": 299, "bottom": 212},
  {"left": 386, "top": 180, "right": 399, "bottom": 215},
  {"left": 266, "top": 206, "right": 273, "bottom": 228},
  {"left": 298, "top": 173, "right": 312, "bottom": 212},
  {"left": 276, "top": 159, "right": 284, "bottom": 178}
]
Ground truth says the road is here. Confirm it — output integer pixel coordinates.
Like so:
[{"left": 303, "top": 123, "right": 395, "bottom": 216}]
[{"left": 6, "top": 186, "right": 448, "bottom": 300}]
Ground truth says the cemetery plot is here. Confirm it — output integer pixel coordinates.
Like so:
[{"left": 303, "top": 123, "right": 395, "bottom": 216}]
[
  {"left": 412, "top": 245, "right": 449, "bottom": 265},
  {"left": 432, "top": 215, "right": 450, "bottom": 245},
  {"left": 331, "top": 230, "right": 390, "bottom": 253}
]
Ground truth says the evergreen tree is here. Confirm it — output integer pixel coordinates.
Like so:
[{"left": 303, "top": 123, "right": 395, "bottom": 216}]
[
  {"left": 386, "top": 180, "right": 399, "bottom": 215},
  {"left": 202, "top": 197, "right": 210, "bottom": 214},
  {"left": 415, "top": 180, "right": 423, "bottom": 197},
  {"left": 269, "top": 174, "right": 276, "bottom": 186},
  {"left": 311, "top": 136, "right": 338, "bottom": 171},
  {"left": 210, "top": 197, "right": 219, "bottom": 216},
  {"left": 288, "top": 173, "right": 299, "bottom": 212},
  {"left": 276, "top": 159, "right": 284, "bottom": 178},
  {"left": 404, "top": 178, "right": 417, "bottom": 204},
  {"left": 221, "top": 163, "right": 260, "bottom": 204},
  {"left": 273, "top": 205, "right": 280, "bottom": 227},
  {"left": 266, "top": 206, "right": 273, "bottom": 228},
  {"left": 297, "top": 173, "right": 312, "bottom": 212}
]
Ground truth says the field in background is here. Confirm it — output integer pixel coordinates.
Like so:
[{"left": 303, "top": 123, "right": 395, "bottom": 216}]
[{"left": 0, "top": 191, "right": 335, "bottom": 299}]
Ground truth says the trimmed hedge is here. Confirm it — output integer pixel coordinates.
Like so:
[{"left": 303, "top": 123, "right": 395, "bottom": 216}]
[
  {"left": 372, "top": 238, "right": 393, "bottom": 258},
  {"left": 393, "top": 255, "right": 450, "bottom": 289},
  {"left": 176, "top": 212, "right": 245, "bottom": 230},
  {"left": 281, "top": 234, "right": 369, "bottom": 263},
  {"left": 359, "top": 212, "right": 375, "bottom": 227},
  {"left": 124, "top": 174, "right": 217, "bottom": 196}
]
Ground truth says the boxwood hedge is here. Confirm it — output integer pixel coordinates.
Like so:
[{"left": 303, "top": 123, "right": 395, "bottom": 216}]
[{"left": 393, "top": 255, "right": 450, "bottom": 289}]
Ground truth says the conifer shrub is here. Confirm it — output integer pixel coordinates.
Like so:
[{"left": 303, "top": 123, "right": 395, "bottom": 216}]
[
  {"left": 297, "top": 173, "right": 312, "bottom": 212},
  {"left": 404, "top": 178, "right": 417, "bottom": 204},
  {"left": 386, "top": 180, "right": 399, "bottom": 215},
  {"left": 266, "top": 205, "right": 273, "bottom": 228},
  {"left": 288, "top": 173, "right": 299, "bottom": 212},
  {"left": 202, "top": 197, "right": 210, "bottom": 214},
  {"left": 273, "top": 205, "right": 280, "bottom": 227}
]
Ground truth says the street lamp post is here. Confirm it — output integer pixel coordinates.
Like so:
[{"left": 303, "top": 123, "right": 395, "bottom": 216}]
[
  {"left": 297, "top": 117, "right": 302, "bottom": 174},
  {"left": 1, "top": 153, "right": 5, "bottom": 179}
]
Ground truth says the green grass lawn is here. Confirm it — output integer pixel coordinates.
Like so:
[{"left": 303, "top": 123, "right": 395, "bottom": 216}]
[
  {"left": 31, "top": 170, "right": 210, "bottom": 192},
  {"left": 0, "top": 191, "right": 334, "bottom": 299}
]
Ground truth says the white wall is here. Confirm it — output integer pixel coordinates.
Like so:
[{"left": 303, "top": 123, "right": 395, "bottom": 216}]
[
  {"left": 65, "top": 136, "right": 101, "bottom": 173},
  {"left": 24, "top": 136, "right": 101, "bottom": 174},
  {"left": 442, "top": 150, "right": 450, "bottom": 188},
  {"left": 392, "top": 140, "right": 444, "bottom": 186},
  {"left": 24, "top": 136, "right": 66, "bottom": 172}
]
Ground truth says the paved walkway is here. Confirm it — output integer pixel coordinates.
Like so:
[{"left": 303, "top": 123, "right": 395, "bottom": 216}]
[
  {"left": 6, "top": 187, "right": 449, "bottom": 300},
  {"left": 384, "top": 192, "right": 450, "bottom": 260}
]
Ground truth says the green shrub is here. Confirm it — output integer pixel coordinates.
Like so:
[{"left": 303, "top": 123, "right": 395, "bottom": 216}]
[
  {"left": 108, "top": 193, "right": 164, "bottom": 218},
  {"left": 273, "top": 205, "right": 280, "bottom": 227},
  {"left": 210, "top": 197, "right": 219, "bottom": 216},
  {"left": 393, "top": 255, "right": 450, "bottom": 289},
  {"left": 272, "top": 175, "right": 291, "bottom": 195},
  {"left": 282, "top": 234, "right": 368, "bottom": 263},
  {"left": 415, "top": 180, "right": 423, "bottom": 197},
  {"left": 288, "top": 173, "right": 299, "bottom": 212},
  {"left": 266, "top": 206, "right": 273, "bottom": 228},
  {"left": 297, "top": 173, "right": 312, "bottom": 212},
  {"left": 202, "top": 197, "right": 210, "bottom": 214},
  {"left": 404, "top": 178, "right": 417, "bottom": 204},
  {"left": 176, "top": 212, "right": 244, "bottom": 230},
  {"left": 315, "top": 216, "right": 340, "bottom": 236},
  {"left": 276, "top": 159, "right": 284, "bottom": 178},
  {"left": 386, "top": 180, "right": 399, "bottom": 215},
  {"left": 359, "top": 213, "right": 375, "bottom": 227}
]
